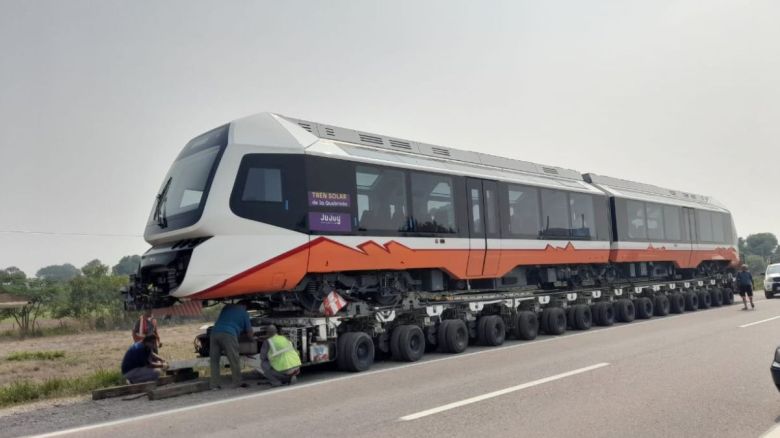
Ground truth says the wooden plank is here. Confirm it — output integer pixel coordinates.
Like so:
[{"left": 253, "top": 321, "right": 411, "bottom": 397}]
[
  {"left": 172, "top": 371, "right": 199, "bottom": 382},
  {"left": 148, "top": 381, "right": 210, "bottom": 401},
  {"left": 92, "top": 381, "right": 156, "bottom": 400},
  {"left": 165, "top": 367, "right": 194, "bottom": 376}
]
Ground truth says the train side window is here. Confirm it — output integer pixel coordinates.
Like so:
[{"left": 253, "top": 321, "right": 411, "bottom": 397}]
[
  {"left": 646, "top": 203, "right": 665, "bottom": 241},
  {"left": 626, "top": 200, "right": 647, "bottom": 239},
  {"left": 469, "top": 187, "right": 483, "bottom": 234},
  {"left": 410, "top": 172, "right": 456, "bottom": 233},
  {"left": 662, "top": 205, "right": 682, "bottom": 241},
  {"left": 507, "top": 184, "right": 540, "bottom": 237},
  {"left": 569, "top": 193, "right": 595, "bottom": 239},
  {"left": 540, "top": 189, "right": 570, "bottom": 238},
  {"left": 711, "top": 212, "right": 725, "bottom": 243},
  {"left": 696, "top": 210, "right": 714, "bottom": 242},
  {"left": 484, "top": 183, "right": 499, "bottom": 236},
  {"left": 355, "top": 165, "right": 409, "bottom": 231},
  {"left": 241, "top": 168, "right": 282, "bottom": 202}
]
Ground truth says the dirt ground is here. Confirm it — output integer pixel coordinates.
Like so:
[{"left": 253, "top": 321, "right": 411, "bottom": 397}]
[{"left": 0, "top": 321, "right": 207, "bottom": 387}]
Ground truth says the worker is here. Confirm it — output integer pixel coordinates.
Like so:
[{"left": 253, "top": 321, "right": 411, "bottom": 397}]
[
  {"left": 210, "top": 300, "right": 254, "bottom": 389},
  {"left": 121, "top": 335, "right": 168, "bottom": 384},
  {"left": 735, "top": 264, "right": 755, "bottom": 310},
  {"left": 259, "top": 324, "right": 301, "bottom": 387},
  {"left": 132, "top": 308, "right": 161, "bottom": 352}
]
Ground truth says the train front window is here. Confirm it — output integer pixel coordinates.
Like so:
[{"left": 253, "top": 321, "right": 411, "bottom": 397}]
[{"left": 147, "top": 125, "right": 228, "bottom": 232}]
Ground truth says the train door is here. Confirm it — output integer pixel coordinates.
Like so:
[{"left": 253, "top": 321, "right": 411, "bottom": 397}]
[
  {"left": 683, "top": 207, "right": 697, "bottom": 268},
  {"left": 466, "top": 178, "right": 501, "bottom": 277}
]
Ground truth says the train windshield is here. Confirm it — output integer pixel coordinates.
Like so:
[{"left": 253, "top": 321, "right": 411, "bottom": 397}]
[{"left": 146, "top": 125, "right": 228, "bottom": 232}]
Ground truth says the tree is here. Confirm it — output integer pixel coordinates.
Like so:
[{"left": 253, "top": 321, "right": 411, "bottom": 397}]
[
  {"left": 112, "top": 255, "right": 141, "bottom": 276},
  {"left": 746, "top": 254, "right": 767, "bottom": 275},
  {"left": 0, "top": 266, "right": 27, "bottom": 284},
  {"left": 36, "top": 263, "right": 80, "bottom": 282},
  {"left": 81, "top": 259, "right": 108, "bottom": 278},
  {"left": 0, "top": 279, "right": 59, "bottom": 336},
  {"left": 745, "top": 233, "right": 778, "bottom": 260}
]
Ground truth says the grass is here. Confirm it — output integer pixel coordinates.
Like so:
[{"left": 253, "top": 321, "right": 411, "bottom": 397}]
[
  {"left": 0, "top": 369, "right": 124, "bottom": 408},
  {"left": 6, "top": 350, "right": 65, "bottom": 361}
]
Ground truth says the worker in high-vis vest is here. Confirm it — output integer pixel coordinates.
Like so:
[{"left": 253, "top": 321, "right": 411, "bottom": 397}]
[
  {"left": 132, "top": 309, "right": 160, "bottom": 352},
  {"left": 259, "top": 325, "right": 301, "bottom": 387}
]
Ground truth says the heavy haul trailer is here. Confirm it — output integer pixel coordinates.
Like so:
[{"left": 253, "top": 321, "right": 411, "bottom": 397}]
[{"left": 127, "top": 112, "right": 739, "bottom": 372}]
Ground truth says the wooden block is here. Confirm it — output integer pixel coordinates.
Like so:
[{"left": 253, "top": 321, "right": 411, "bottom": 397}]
[
  {"left": 147, "top": 381, "right": 210, "bottom": 401},
  {"left": 156, "top": 375, "right": 175, "bottom": 386},
  {"left": 92, "top": 381, "right": 156, "bottom": 400},
  {"left": 165, "top": 367, "right": 194, "bottom": 376}
]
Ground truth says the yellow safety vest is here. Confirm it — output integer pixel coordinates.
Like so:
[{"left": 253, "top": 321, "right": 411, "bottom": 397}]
[{"left": 268, "top": 335, "right": 302, "bottom": 372}]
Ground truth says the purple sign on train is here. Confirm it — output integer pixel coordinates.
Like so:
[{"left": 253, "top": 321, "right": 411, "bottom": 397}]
[
  {"left": 309, "top": 212, "right": 352, "bottom": 232},
  {"left": 308, "top": 191, "right": 351, "bottom": 208}
]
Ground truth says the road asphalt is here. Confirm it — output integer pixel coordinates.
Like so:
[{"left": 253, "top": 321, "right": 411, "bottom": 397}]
[{"left": 6, "top": 293, "right": 780, "bottom": 438}]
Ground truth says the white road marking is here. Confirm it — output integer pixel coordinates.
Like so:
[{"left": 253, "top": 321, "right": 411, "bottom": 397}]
[
  {"left": 399, "top": 362, "right": 610, "bottom": 421},
  {"left": 739, "top": 315, "right": 780, "bottom": 328},
  {"left": 28, "top": 306, "right": 732, "bottom": 437},
  {"left": 760, "top": 422, "right": 780, "bottom": 437}
]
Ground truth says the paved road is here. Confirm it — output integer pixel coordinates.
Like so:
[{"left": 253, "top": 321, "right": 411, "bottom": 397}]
[{"left": 8, "top": 294, "right": 780, "bottom": 438}]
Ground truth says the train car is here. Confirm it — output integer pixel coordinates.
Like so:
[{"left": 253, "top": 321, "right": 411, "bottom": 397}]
[{"left": 126, "top": 112, "right": 739, "bottom": 371}]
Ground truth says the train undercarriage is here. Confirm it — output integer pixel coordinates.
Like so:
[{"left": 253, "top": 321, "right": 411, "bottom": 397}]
[{"left": 189, "top": 261, "right": 736, "bottom": 373}]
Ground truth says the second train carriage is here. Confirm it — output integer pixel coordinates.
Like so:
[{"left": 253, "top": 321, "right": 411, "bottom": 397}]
[{"left": 128, "top": 112, "right": 738, "bottom": 311}]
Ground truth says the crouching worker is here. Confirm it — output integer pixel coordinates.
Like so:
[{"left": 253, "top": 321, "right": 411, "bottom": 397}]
[
  {"left": 260, "top": 325, "right": 301, "bottom": 387},
  {"left": 121, "top": 335, "right": 168, "bottom": 384}
]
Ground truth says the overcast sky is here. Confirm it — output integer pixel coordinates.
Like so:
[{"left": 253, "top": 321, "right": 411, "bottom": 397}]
[{"left": 1, "top": 0, "right": 777, "bottom": 275}]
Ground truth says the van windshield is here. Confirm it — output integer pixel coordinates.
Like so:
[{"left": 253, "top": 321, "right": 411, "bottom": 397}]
[{"left": 768, "top": 265, "right": 780, "bottom": 275}]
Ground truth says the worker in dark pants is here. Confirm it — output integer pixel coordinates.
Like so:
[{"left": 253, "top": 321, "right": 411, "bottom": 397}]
[
  {"left": 121, "top": 335, "right": 168, "bottom": 384},
  {"left": 736, "top": 264, "right": 755, "bottom": 310},
  {"left": 209, "top": 300, "right": 254, "bottom": 389},
  {"left": 260, "top": 325, "right": 302, "bottom": 387}
]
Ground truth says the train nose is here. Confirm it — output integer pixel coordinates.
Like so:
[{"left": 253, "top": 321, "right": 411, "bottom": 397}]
[{"left": 124, "top": 237, "right": 210, "bottom": 309}]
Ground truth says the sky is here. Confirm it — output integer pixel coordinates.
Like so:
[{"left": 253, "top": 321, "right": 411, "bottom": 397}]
[{"left": 0, "top": 0, "right": 778, "bottom": 275}]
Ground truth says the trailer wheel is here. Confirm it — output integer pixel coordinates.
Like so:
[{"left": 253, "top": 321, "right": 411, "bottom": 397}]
[
  {"left": 543, "top": 308, "right": 566, "bottom": 335},
  {"left": 512, "top": 311, "right": 538, "bottom": 340},
  {"left": 593, "top": 302, "right": 615, "bottom": 326},
  {"left": 481, "top": 315, "right": 506, "bottom": 346},
  {"left": 709, "top": 289, "right": 723, "bottom": 307},
  {"left": 634, "top": 297, "right": 653, "bottom": 319},
  {"left": 566, "top": 306, "right": 576, "bottom": 330},
  {"left": 684, "top": 291, "right": 699, "bottom": 311},
  {"left": 338, "top": 332, "right": 374, "bottom": 372},
  {"left": 439, "top": 319, "right": 468, "bottom": 354},
  {"left": 573, "top": 304, "right": 592, "bottom": 330},
  {"left": 698, "top": 291, "right": 712, "bottom": 309},
  {"left": 615, "top": 299, "right": 635, "bottom": 323},
  {"left": 391, "top": 325, "right": 425, "bottom": 362},
  {"left": 477, "top": 316, "right": 489, "bottom": 345},
  {"left": 669, "top": 293, "right": 685, "bottom": 314},
  {"left": 722, "top": 288, "right": 734, "bottom": 305},
  {"left": 653, "top": 295, "right": 670, "bottom": 316}
]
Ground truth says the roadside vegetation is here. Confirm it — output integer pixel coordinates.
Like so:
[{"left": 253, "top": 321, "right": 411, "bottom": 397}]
[
  {"left": 6, "top": 350, "right": 65, "bottom": 361},
  {"left": 0, "top": 369, "right": 123, "bottom": 408}
]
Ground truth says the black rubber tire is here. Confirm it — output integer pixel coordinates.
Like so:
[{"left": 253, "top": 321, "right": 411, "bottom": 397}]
[
  {"left": 595, "top": 302, "right": 615, "bottom": 326},
  {"left": 590, "top": 304, "right": 602, "bottom": 326},
  {"left": 437, "top": 320, "right": 452, "bottom": 353},
  {"left": 669, "top": 293, "right": 685, "bottom": 314},
  {"left": 512, "top": 311, "right": 539, "bottom": 340},
  {"left": 573, "top": 304, "right": 592, "bottom": 330},
  {"left": 476, "top": 316, "right": 490, "bottom": 345},
  {"left": 481, "top": 315, "right": 506, "bottom": 346},
  {"left": 634, "top": 297, "right": 653, "bottom": 319},
  {"left": 722, "top": 288, "right": 734, "bottom": 305},
  {"left": 543, "top": 308, "right": 567, "bottom": 335},
  {"left": 684, "top": 291, "right": 699, "bottom": 311},
  {"left": 766, "top": 291, "right": 774, "bottom": 300},
  {"left": 338, "top": 332, "right": 375, "bottom": 372},
  {"left": 653, "top": 295, "right": 670, "bottom": 316},
  {"left": 698, "top": 291, "right": 712, "bottom": 309},
  {"left": 390, "top": 325, "right": 425, "bottom": 362},
  {"left": 540, "top": 308, "right": 553, "bottom": 334},
  {"left": 710, "top": 289, "right": 723, "bottom": 307},
  {"left": 566, "top": 306, "right": 576, "bottom": 330},
  {"left": 443, "top": 319, "right": 469, "bottom": 353},
  {"left": 615, "top": 299, "right": 635, "bottom": 323}
]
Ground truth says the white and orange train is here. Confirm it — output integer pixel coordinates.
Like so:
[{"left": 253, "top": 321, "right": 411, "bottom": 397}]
[{"left": 127, "top": 112, "right": 739, "bottom": 371}]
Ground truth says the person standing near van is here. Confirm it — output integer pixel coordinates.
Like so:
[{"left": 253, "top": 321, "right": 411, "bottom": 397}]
[{"left": 736, "top": 264, "right": 755, "bottom": 310}]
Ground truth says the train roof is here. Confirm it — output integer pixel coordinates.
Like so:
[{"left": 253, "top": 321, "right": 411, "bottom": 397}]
[
  {"left": 584, "top": 173, "right": 730, "bottom": 213},
  {"left": 264, "top": 114, "right": 601, "bottom": 194},
  {"left": 228, "top": 113, "right": 729, "bottom": 210}
]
